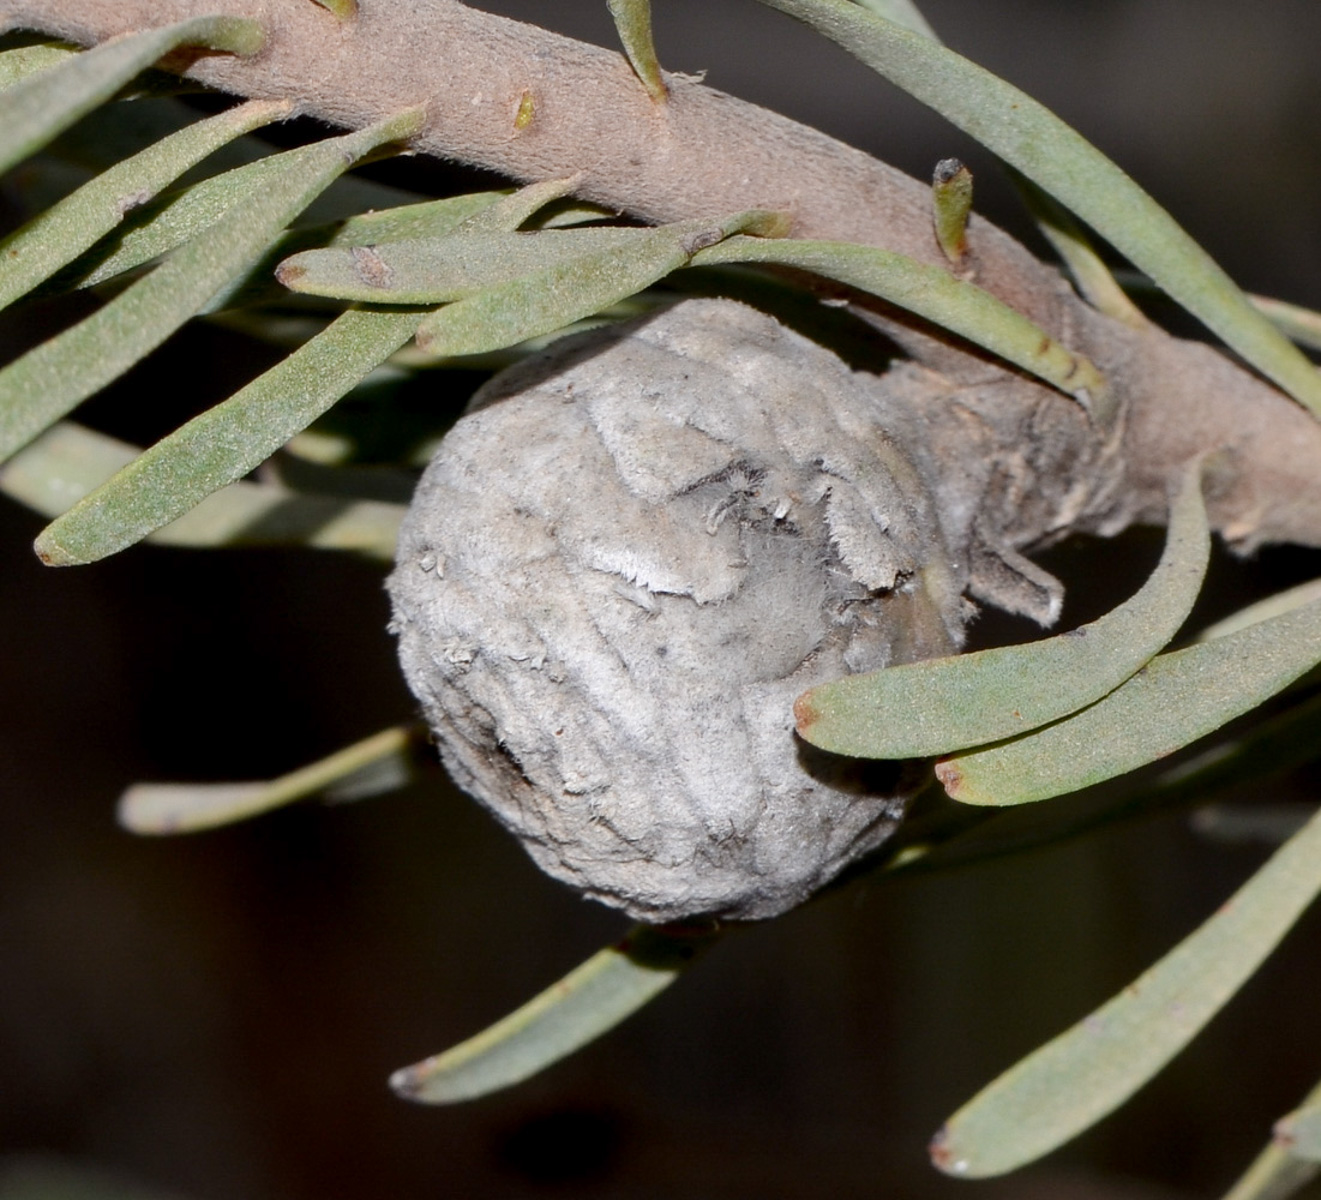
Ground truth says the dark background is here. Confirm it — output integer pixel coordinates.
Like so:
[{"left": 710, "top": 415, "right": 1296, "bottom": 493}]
[{"left": 4, "top": 2, "right": 1321, "bottom": 1197}]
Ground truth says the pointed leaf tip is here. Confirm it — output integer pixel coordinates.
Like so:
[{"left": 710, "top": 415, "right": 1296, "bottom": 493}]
[
  {"left": 933, "top": 803, "right": 1321, "bottom": 1176},
  {"left": 391, "top": 924, "right": 717, "bottom": 1104}
]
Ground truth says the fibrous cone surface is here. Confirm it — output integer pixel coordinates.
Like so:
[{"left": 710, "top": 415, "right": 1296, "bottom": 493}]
[{"left": 389, "top": 299, "right": 992, "bottom": 922}]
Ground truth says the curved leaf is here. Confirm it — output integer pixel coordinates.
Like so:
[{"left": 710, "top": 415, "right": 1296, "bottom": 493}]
[
  {"left": 939, "top": 595, "right": 1321, "bottom": 807},
  {"left": 691, "top": 236, "right": 1110, "bottom": 412},
  {"left": 0, "top": 108, "right": 423, "bottom": 466},
  {"left": 931, "top": 802, "right": 1321, "bottom": 1178},
  {"left": 391, "top": 925, "right": 718, "bottom": 1104},
  {"left": 795, "top": 466, "right": 1208, "bottom": 758},
  {"left": 0, "top": 40, "right": 78, "bottom": 91},
  {"left": 33, "top": 308, "right": 424, "bottom": 565},
  {"left": 750, "top": 0, "right": 1321, "bottom": 416},
  {"left": 119, "top": 725, "right": 416, "bottom": 835},
  {"left": 0, "top": 16, "right": 264, "bottom": 176},
  {"left": 0, "top": 422, "right": 403, "bottom": 557},
  {"left": 607, "top": 0, "right": 668, "bottom": 104},
  {"left": 410, "top": 213, "right": 787, "bottom": 358},
  {"left": 0, "top": 98, "right": 291, "bottom": 313}
]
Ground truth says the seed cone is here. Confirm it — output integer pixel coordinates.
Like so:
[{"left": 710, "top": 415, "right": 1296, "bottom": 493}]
[{"left": 389, "top": 299, "right": 980, "bottom": 921}]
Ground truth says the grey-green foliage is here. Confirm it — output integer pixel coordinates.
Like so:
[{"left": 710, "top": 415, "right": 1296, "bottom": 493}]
[{"left": 4, "top": 11, "right": 1321, "bottom": 1194}]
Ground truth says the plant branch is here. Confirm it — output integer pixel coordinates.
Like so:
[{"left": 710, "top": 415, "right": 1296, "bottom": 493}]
[{"left": 7, "top": 0, "right": 1321, "bottom": 554}]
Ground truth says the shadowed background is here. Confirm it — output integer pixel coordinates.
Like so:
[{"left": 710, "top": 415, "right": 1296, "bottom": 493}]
[{"left": 2, "top": 2, "right": 1321, "bottom": 1197}]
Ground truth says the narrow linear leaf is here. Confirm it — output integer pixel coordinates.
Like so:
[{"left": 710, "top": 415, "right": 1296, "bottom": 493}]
[
  {"left": 0, "top": 108, "right": 423, "bottom": 466},
  {"left": 750, "top": 0, "right": 1321, "bottom": 416},
  {"left": 1012, "top": 173, "right": 1148, "bottom": 328},
  {"left": 0, "top": 40, "right": 78, "bottom": 91},
  {"left": 34, "top": 307, "right": 424, "bottom": 565},
  {"left": 890, "top": 690, "right": 1321, "bottom": 880},
  {"left": 931, "top": 802, "right": 1321, "bottom": 1178},
  {"left": 0, "top": 16, "right": 265, "bottom": 176},
  {"left": 391, "top": 925, "right": 719, "bottom": 1104},
  {"left": 334, "top": 191, "right": 508, "bottom": 244},
  {"left": 0, "top": 98, "right": 291, "bottom": 313},
  {"left": 1196, "top": 578, "right": 1321, "bottom": 643},
  {"left": 1249, "top": 294, "right": 1321, "bottom": 355},
  {"left": 119, "top": 724, "right": 416, "bottom": 835},
  {"left": 939, "top": 596, "right": 1321, "bottom": 807},
  {"left": 607, "top": 0, "right": 668, "bottom": 104},
  {"left": 280, "top": 226, "right": 671, "bottom": 304},
  {"left": 412, "top": 212, "right": 786, "bottom": 357},
  {"left": 1220, "top": 1078, "right": 1321, "bottom": 1200},
  {"left": 1221, "top": 1144, "right": 1319, "bottom": 1200},
  {"left": 692, "top": 236, "right": 1110, "bottom": 411},
  {"left": 0, "top": 421, "right": 404, "bottom": 557},
  {"left": 795, "top": 467, "right": 1207, "bottom": 758}
]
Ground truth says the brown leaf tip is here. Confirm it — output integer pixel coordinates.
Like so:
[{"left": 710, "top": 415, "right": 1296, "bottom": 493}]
[
  {"left": 928, "top": 1126, "right": 970, "bottom": 1176},
  {"left": 933, "top": 758, "right": 963, "bottom": 797},
  {"left": 792, "top": 690, "right": 819, "bottom": 733}
]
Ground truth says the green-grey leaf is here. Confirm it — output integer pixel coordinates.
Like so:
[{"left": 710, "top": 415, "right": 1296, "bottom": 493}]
[
  {"left": 607, "top": 0, "right": 668, "bottom": 104},
  {"left": 750, "top": 0, "right": 1321, "bottom": 416},
  {"left": 33, "top": 307, "right": 424, "bottom": 565},
  {"left": 411, "top": 213, "right": 786, "bottom": 358},
  {"left": 310, "top": 0, "right": 357, "bottom": 18},
  {"left": 0, "top": 108, "right": 422, "bottom": 467},
  {"left": 452, "top": 175, "right": 583, "bottom": 233},
  {"left": 1220, "top": 1079, "right": 1321, "bottom": 1200},
  {"left": 850, "top": 0, "right": 938, "bottom": 40},
  {"left": 939, "top": 596, "right": 1321, "bottom": 807},
  {"left": 795, "top": 466, "right": 1208, "bottom": 759},
  {"left": 0, "top": 98, "right": 290, "bottom": 313},
  {"left": 0, "top": 16, "right": 264, "bottom": 177},
  {"left": 1250, "top": 294, "right": 1321, "bottom": 355},
  {"left": 0, "top": 40, "right": 78, "bottom": 91},
  {"left": 1221, "top": 1143, "right": 1319, "bottom": 1200},
  {"left": 691, "top": 236, "right": 1109, "bottom": 411},
  {"left": 0, "top": 421, "right": 404, "bottom": 557},
  {"left": 280, "top": 227, "right": 663, "bottom": 303},
  {"left": 119, "top": 724, "right": 415, "bottom": 834},
  {"left": 1196, "top": 578, "right": 1321, "bottom": 644},
  {"left": 1012, "top": 173, "right": 1148, "bottom": 328},
  {"left": 1275, "top": 1105, "right": 1321, "bottom": 1164},
  {"left": 931, "top": 802, "right": 1321, "bottom": 1178},
  {"left": 390, "top": 925, "right": 718, "bottom": 1104}
]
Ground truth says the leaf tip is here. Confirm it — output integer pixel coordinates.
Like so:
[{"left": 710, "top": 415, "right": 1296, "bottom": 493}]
[
  {"left": 32, "top": 531, "right": 77, "bottom": 568},
  {"left": 275, "top": 259, "right": 308, "bottom": 290},
  {"left": 928, "top": 1126, "right": 971, "bottom": 1177},
  {"left": 388, "top": 1059, "right": 435, "bottom": 1103},
  {"left": 934, "top": 758, "right": 965, "bottom": 799},
  {"left": 792, "top": 688, "right": 821, "bottom": 737}
]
